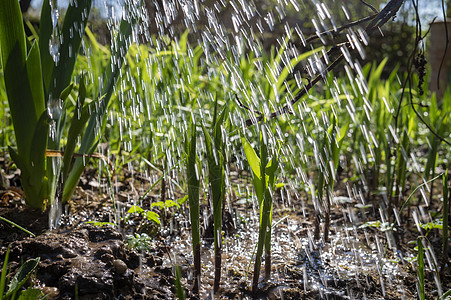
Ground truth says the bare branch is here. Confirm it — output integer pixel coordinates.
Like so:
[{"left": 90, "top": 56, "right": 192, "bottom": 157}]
[{"left": 359, "top": 0, "right": 379, "bottom": 14}]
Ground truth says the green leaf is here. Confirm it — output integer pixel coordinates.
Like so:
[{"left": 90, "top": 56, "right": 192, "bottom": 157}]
[
  {"left": 164, "top": 200, "right": 180, "bottom": 208},
  {"left": 59, "top": 83, "right": 74, "bottom": 102},
  {"left": 0, "top": 246, "right": 10, "bottom": 298},
  {"left": 62, "top": 77, "right": 91, "bottom": 183},
  {"left": 49, "top": 0, "right": 92, "bottom": 99},
  {"left": 240, "top": 135, "right": 261, "bottom": 179},
  {"left": 177, "top": 195, "right": 189, "bottom": 205},
  {"left": 39, "top": 0, "right": 54, "bottom": 96},
  {"left": 6, "top": 258, "right": 40, "bottom": 297},
  {"left": 17, "top": 288, "right": 43, "bottom": 300},
  {"left": 127, "top": 205, "right": 144, "bottom": 214},
  {"left": 417, "top": 238, "right": 425, "bottom": 300},
  {"left": 420, "top": 221, "right": 443, "bottom": 230},
  {"left": 145, "top": 211, "right": 161, "bottom": 225},
  {"left": 29, "top": 111, "right": 48, "bottom": 185},
  {"left": 62, "top": 13, "right": 137, "bottom": 203},
  {"left": 85, "top": 221, "right": 116, "bottom": 227},
  {"left": 272, "top": 47, "right": 324, "bottom": 100},
  {"left": 26, "top": 41, "right": 45, "bottom": 116},
  {"left": 0, "top": 0, "right": 39, "bottom": 160}
]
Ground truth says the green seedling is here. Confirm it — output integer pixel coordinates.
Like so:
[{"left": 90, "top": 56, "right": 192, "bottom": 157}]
[
  {"left": 417, "top": 238, "right": 425, "bottom": 300},
  {"left": 442, "top": 170, "right": 449, "bottom": 270},
  {"left": 126, "top": 233, "right": 153, "bottom": 252},
  {"left": 202, "top": 100, "right": 228, "bottom": 293},
  {"left": 241, "top": 125, "right": 279, "bottom": 292},
  {"left": 126, "top": 205, "right": 161, "bottom": 225},
  {"left": 174, "top": 265, "right": 186, "bottom": 300},
  {"left": 314, "top": 117, "right": 348, "bottom": 241},
  {"left": 0, "top": 0, "right": 50, "bottom": 209},
  {"left": 185, "top": 123, "right": 201, "bottom": 294},
  {"left": 0, "top": 246, "right": 41, "bottom": 300}
]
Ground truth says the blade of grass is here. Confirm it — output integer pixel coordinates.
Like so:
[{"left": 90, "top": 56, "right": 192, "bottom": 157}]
[
  {"left": 442, "top": 170, "right": 449, "bottom": 269},
  {"left": 0, "top": 246, "right": 10, "bottom": 300},
  {"left": 417, "top": 238, "right": 425, "bottom": 300},
  {"left": 174, "top": 265, "right": 186, "bottom": 300},
  {"left": 185, "top": 123, "right": 200, "bottom": 294}
]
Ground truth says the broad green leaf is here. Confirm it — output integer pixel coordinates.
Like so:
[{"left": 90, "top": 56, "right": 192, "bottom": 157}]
[
  {"left": 49, "top": 0, "right": 92, "bottom": 99},
  {"left": 337, "top": 122, "right": 349, "bottom": 144},
  {"left": 145, "top": 211, "right": 161, "bottom": 225},
  {"left": 39, "top": 0, "right": 54, "bottom": 95},
  {"left": 59, "top": 83, "right": 74, "bottom": 103},
  {"left": 177, "top": 195, "right": 189, "bottom": 205},
  {"left": 28, "top": 111, "right": 49, "bottom": 194},
  {"left": 26, "top": 41, "right": 45, "bottom": 116},
  {"left": 6, "top": 258, "right": 40, "bottom": 297},
  {"left": 164, "top": 199, "right": 180, "bottom": 208},
  {"left": 128, "top": 205, "right": 145, "bottom": 214},
  {"left": 17, "top": 288, "right": 43, "bottom": 299},
  {"left": 0, "top": 0, "right": 38, "bottom": 160},
  {"left": 62, "top": 78, "right": 91, "bottom": 183},
  {"left": 240, "top": 135, "right": 261, "bottom": 178}
]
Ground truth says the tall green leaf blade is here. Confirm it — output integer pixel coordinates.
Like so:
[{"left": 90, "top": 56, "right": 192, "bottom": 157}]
[
  {"left": 28, "top": 112, "right": 49, "bottom": 190},
  {"left": 0, "top": 246, "right": 10, "bottom": 298},
  {"left": 26, "top": 41, "right": 45, "bottom": 116},
  {"left": 39, "top": 0, "right": 54, "bottom": 96},
  {"left": 49, "top": 0, "right": 92, "bottom": 99},
  {"left": 62, "top": 79, "right": 90, "bottom": 182},
  {"left": 240, "top": 136, "right": 261, "bottom": 178},
  {"left": 62, "top": 12, "right": 136, "bottom": 202},
  {"left": 0, "top": 0, "right": 37, "bottom": 160},
  {"left": 241, "top": 135, "right": 264, "bottom": 203}
]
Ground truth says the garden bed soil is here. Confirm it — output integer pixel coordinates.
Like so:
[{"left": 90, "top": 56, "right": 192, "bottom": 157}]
[{"left": 0, "top": 156, "right": 450, "bottom": 299}]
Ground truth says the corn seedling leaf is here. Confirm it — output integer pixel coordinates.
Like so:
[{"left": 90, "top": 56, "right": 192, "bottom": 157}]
[
  {"left": 240, "top": 135, "right": 261, "bottom": 179},
  {"left": 417, "top": 238, "right": 425, "bottom": 300}
]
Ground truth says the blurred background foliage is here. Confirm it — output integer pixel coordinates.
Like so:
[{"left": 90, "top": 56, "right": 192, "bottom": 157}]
[{"left": 17, "top": 0, "right": 447, "bottom": 78}]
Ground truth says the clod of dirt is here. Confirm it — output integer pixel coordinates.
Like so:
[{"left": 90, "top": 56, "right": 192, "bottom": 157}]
[{"left": 1, "top": 224, "right": 175, "bottom": 299}]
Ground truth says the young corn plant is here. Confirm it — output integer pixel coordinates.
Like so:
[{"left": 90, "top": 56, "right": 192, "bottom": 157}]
[
  {"left": 314, "top": 117, "right": 348, "bottom": 242},
  {"left": 185, "top": 123, "right": 201, "bottom": 294},
  {"left": 241, "top": 124, "right": 279, "bottom": 293},
  {"left": 417, "top": 238, "right": 425, "bottom": 300},
  {"left": 442, "top": 170, "right": 449, "bottom": 270},
  {"left": 202, "top": 102, "right": 228, "bottom": 293}
]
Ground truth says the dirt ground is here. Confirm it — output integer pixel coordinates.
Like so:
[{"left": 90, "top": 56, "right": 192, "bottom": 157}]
[{"left": 0, "top": 155, "right": 450, "bottom": 299}]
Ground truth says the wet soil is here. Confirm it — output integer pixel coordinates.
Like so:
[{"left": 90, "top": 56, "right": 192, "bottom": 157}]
[{"left": 0, "top": 155, "right": 450, "bottom": 299}]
